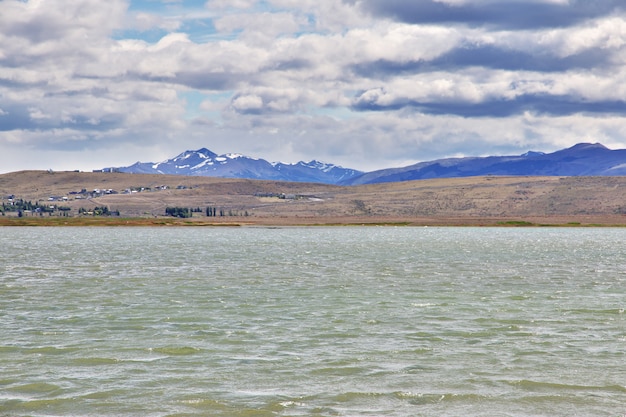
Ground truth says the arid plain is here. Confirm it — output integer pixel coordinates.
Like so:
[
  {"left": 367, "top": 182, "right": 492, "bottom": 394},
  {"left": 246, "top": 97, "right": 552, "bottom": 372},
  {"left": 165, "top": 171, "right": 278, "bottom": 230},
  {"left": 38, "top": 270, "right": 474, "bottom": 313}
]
[{"left": 2, "top": 170, "right": 626, "bottom": 226}]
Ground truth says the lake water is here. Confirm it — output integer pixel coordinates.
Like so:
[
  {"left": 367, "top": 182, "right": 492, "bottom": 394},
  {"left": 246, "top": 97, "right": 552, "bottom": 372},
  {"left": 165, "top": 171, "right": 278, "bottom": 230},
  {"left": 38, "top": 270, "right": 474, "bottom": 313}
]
[{"left": 1, "top": 226, "right": 624, "bottom": 417}]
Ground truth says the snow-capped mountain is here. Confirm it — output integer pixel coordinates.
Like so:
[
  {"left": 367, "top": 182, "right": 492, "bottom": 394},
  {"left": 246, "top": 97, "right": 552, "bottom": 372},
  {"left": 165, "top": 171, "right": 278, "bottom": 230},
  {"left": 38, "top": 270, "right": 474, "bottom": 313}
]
[{"left": 104, "top": 148, "right": 362, "bottom": 184}]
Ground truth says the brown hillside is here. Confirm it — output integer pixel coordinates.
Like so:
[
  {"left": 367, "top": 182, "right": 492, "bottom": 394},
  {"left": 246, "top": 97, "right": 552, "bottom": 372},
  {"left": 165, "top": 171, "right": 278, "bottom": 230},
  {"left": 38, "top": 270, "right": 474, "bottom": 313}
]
[{"left": 2, "top": 170, "right": 626, "bottom": 226}]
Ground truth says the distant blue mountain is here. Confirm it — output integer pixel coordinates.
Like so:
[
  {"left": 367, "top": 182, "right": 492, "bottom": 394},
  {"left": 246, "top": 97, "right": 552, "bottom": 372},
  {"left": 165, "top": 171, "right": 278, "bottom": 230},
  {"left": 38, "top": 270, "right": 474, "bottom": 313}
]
[
  {"left": 341, "top": 143, "right": 626, "bottom": 185},
  {"left": 103, "top": 148, "right": 362, "bottom": 185},
  {"left": 103, "top": 143, "right": 626, "bottom": 185}
]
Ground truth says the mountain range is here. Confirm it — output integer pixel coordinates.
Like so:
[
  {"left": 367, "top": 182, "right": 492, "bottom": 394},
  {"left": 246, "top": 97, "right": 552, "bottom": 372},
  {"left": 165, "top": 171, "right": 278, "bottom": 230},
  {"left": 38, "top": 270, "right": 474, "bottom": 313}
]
[
  {"left": 104, "top": 148, "right": 363, "bottom": 184},
  {"left": 104, "top": 142, "right": 626, "bottom": 185}
]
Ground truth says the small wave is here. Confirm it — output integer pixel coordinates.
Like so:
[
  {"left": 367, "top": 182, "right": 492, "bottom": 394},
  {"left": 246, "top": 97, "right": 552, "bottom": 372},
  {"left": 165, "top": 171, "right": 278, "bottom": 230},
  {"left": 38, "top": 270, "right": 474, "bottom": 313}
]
[
  {"left": 277, "top": 400, "right": 306, "bottom": 408},
  {"left": 401, "top": 364, "right": 437, "bottom": 374},
  {"left": 178, "top": 396, "right": 308, "bottom": 415},
  {"left": 177, "top": 397, "right": 230, "bottom": 411},
  {"left": 331, "top": 391, "right": 388, "bottom": 402},
  {"left": 310, "top": 366, "right": 370, "bottom": 376},
  {"left": 172, "top": 398, "right": 277, "bottom": 416},
  {"left": 513, "top": 349, "right": 554, "bottom": 357},
  {"left": 411, "top": 302, "right": 438, "bottom": 308},
  {"left": 80, "top": 389, "right": 128, "bottom": 400},
  {"left": 0, "top": 346, "right": 20, "bottom": 353},
  {"left": 564, "top": 308, "right": 625, "bottom": 315},
  {"left": 151, "top": 346, "right": 201, "bottom": 355},
  {"left": 0, "top": 397, "right": 72, "bottom": 413},
  {"left": 24, "top": 346, "right": 77, "bottom": 355},
  {"left": 330, "top": 391, "right": 490, "bottom": 407},
  {"left": 508, "top": 295, "right": 531, "bottom": 300},
  {"left": 6, "top": 382, "right": 61, "bottom": 394},
  {"left": 395, "top": 391, "right": 488, "bottom": 405},
  {"left": 72, "top": 357, "right": 120, "bottom": 366},
  {"left": 508, "top": 379, "right": 626, "bottom": 393},
  {"left": 125, "top": 356, "right": 166, "bottom": 362}
]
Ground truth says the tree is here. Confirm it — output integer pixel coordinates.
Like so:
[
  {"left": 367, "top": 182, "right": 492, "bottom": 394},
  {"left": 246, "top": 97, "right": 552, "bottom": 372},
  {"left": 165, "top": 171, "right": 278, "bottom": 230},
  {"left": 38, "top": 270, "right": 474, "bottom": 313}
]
[{"left": 165, "top": 207, "right": 192, "bottom": 218}]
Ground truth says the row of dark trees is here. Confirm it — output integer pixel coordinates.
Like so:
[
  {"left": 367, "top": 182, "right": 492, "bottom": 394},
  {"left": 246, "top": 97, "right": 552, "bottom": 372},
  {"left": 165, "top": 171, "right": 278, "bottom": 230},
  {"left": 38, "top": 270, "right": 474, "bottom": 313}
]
[
  {"left": 1, "top": 198, "right": 122, "bottom": 218},
  {"left": 1, "top": 199, "right": 71, "bottom": 216},
  {"left": 78, "top": 206, "right": 120, "bottom": 216},
  {"left": 206, "top": 207, "right": 249, "bottom": 217},
  {"left": 165, "top": 206, "right": 250, "bottom": 218},
  {"left": 165, "top": 207, "right": 193, "bottom": 218}
]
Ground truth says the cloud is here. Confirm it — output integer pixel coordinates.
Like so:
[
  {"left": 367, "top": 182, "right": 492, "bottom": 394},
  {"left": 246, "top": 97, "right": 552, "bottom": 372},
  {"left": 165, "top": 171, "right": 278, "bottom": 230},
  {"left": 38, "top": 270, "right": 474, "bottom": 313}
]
[
  {"left": 352, "top": 91, "right": 626, "bottom": 117},
  {"left": 206, "top": 0, "right": 258, "bottom": 9},
  {"left": 213, "top": 11, "right": 306, "bottom": 44},
  {"left": 1, "top": 0, "right": 626, "bottom": 174},
  {"left": 231, "top": 94, "right": 264, "bottom": 113},
  {"left": 358, "top": 0, "right": 625, "bottom": 29}
]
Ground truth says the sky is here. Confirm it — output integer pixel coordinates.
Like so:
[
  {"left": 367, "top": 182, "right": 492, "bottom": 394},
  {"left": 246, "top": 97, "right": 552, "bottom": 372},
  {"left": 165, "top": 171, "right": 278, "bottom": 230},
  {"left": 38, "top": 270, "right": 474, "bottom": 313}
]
[{"left": 1, "top": 0, "right": 626, "bottom": 173}]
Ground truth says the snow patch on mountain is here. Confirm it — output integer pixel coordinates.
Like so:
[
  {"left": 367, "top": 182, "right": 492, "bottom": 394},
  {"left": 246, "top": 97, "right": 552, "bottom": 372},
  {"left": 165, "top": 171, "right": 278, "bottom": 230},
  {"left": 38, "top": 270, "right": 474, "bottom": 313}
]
[{"left": 106, "top": 148, "right": 363, "bottom": 184}]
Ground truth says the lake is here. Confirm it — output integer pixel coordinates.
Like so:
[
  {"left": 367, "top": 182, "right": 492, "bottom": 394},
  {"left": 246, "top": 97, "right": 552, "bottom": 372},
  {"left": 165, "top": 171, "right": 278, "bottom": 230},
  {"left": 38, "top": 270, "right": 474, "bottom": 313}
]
[{"left": 1, "top": 226, "right": 624, "bottom": 416}]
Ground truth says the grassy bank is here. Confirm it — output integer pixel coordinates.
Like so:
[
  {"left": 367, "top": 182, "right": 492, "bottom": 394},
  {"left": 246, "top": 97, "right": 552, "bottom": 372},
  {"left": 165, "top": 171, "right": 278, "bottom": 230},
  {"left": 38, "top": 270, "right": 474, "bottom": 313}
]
[
  {"left": 0, "top": 216, "right": 245, "bottom": 227},
  {"left": 1, "top": 215, "right": 625, "bottom": 227}
]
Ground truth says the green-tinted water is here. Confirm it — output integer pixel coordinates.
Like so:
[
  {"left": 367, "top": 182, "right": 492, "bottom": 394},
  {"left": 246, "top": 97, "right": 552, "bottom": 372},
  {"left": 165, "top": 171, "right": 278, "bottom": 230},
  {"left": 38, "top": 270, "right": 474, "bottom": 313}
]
[{"left": 1, "top": 227, "right": 625, "bottom": 416}]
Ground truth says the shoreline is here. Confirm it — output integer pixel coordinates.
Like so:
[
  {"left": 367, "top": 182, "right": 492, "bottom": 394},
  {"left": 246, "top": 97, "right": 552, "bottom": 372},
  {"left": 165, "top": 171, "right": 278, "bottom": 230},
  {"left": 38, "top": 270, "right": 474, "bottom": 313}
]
[{"left": 2, "top": 214, "right": 626, "bottom": 227}]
